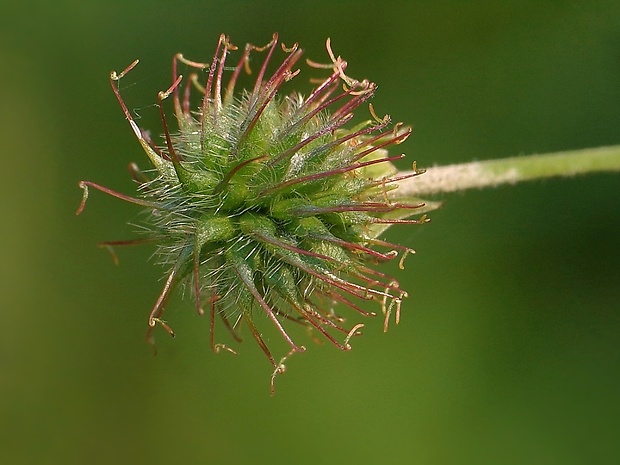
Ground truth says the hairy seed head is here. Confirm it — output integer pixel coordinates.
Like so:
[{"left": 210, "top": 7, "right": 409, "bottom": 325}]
[{"left": 78, "top": 34, "right": 432, "bottom": 392}]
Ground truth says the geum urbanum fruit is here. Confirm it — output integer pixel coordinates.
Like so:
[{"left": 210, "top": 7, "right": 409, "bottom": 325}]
[{"left": 77, "top": 33, "right": 436, "bottom": 391}]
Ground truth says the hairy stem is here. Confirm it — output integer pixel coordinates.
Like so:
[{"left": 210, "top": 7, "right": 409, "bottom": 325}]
[{"left": 394, "top": 145, "right": 620, "bottom": 197}]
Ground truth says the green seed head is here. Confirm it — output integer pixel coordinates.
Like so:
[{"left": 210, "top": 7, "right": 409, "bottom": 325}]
[{"left": 78, "top": 34, "right": 430, "bottom": 391}]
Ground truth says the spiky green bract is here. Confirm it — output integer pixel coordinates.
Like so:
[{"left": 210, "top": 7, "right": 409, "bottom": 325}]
[{"left": 78, "top": 34, "right": 431, "bottom": 389}]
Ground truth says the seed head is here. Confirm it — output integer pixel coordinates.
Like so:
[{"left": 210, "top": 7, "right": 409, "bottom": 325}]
[{"left": 77, "top": 34, "right": 430, "bottom": 391}]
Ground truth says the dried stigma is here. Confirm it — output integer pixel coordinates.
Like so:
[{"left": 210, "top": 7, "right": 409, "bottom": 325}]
[{"left": 77, "top": 34, "right": 431, "bottom": 391}]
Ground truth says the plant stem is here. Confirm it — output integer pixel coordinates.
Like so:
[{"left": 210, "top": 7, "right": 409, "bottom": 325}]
[{"left": 394, "top": 145, "right": 620, "bottom": 197}]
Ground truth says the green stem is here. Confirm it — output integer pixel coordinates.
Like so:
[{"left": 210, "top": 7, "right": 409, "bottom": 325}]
[{"left": 394, "top": 145, "right": 620, "bottom": 197}]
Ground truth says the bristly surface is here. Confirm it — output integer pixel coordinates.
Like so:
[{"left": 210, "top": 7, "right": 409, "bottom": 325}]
[{"left": 77, "top": 33, "right": 434, "bottom": 392}]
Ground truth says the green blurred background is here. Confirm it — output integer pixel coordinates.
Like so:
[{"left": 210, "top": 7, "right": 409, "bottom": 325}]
[{"left": 1, "top": 1, "right": 619, "bottom": 464}]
